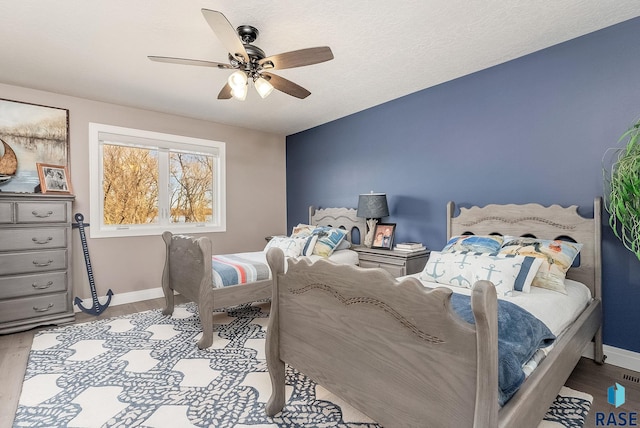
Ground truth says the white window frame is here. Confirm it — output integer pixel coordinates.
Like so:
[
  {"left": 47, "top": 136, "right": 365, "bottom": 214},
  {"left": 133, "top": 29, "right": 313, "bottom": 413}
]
[{"left": 89, "top": 123, "right": 226, "bottom": 238}]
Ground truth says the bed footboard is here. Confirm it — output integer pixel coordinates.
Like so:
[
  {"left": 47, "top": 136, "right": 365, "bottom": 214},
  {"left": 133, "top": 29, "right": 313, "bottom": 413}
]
[
  {"left": 265, "top": 247, "right": 499, "bottom": 428},
  {"left": 162, "top": 231, "right": 215, "bottom": 348},
  {"left": 162, "top": 231, "right": 273, "bottom": 349}
]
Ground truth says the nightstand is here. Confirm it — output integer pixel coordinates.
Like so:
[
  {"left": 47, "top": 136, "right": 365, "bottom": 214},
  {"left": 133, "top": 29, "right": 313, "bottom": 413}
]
[{"left": 353, "top": 246, "right": 430, "bottom": 277}]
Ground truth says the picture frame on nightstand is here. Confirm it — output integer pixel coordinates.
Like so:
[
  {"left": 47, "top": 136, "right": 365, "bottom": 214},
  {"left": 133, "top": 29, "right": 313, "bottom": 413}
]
[{"left": 371, "top": 223, "right": 396, "bottom": 250}]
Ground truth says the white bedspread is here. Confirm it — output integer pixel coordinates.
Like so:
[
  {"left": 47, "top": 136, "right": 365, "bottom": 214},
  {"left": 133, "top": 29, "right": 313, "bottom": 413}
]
[
  {"left": 403, "top": 274, "right": 591, "bottom": 336},
  {"left": 306, "top": 249, "right": 360, "bottom": 266},
  {"left": 404, "top": 275, "right": 592, "bottom": 381}
]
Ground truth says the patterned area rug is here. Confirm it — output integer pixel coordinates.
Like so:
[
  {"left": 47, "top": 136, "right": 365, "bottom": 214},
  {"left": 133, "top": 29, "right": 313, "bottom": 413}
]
[{"left": 15, "top": 302, "right": 593, "bottom": 427}]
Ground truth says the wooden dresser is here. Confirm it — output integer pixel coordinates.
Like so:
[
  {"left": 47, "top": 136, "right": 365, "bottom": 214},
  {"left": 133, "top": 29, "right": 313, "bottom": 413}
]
[{"left": 0, "top": 193, "right": 75, "bottom": 334}]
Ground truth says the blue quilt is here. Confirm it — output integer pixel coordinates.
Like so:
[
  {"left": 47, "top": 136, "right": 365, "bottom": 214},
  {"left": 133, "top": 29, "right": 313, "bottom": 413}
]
[{"left": 450, "top": 293, "right": 556, "bottom": 406}]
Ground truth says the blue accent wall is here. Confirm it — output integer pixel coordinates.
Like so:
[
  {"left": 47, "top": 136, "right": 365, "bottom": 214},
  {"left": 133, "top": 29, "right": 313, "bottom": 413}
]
[{"left": 286, "top": 17, "right": 640, "bottom": 353}]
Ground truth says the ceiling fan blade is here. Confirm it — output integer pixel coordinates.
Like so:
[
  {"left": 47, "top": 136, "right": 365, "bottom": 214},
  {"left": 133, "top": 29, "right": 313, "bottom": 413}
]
[
  {"left": 148, "top": 56, "right": 232, "bottom": 69},
  {"left": 201, "top": 9, "right": 248, "bottom": 63},
  {"left": 217, "top": 83, "right": 233, "bottom": 99},
  {"left": 262, "top": 72, "right": 311, "bottom": 99},
  {"left": 259, "top": 47, "right": 333, "bottom": 70}
]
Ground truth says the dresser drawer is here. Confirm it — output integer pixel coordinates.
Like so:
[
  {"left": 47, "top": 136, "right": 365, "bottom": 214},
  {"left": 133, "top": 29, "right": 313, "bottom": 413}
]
[
  {"left": 355, "top": 247, "right": 430, "bottom": 277},
  {"left": 0, "top": 202, "right": 12, "bottom": 223},
  {"left": 359, "top": 253, "right": 406, "bottom": 267},
  {"left": 359, "top": 260, "right": 406, "bottom": 277},
  {"left": 0, "top": 250, "right": 67, "bottom": 275},
  {"left": 16, "top": 202, "right": 69, "bottom": 223},
  {"left": 0, "top": 271, "right": 67, "bottom": 299},
  {"left": 0, "top": 292, "right": 69, "bottom": 323},
  {"left": 0, "top": 227, "right": 68, "bottom": 251}
]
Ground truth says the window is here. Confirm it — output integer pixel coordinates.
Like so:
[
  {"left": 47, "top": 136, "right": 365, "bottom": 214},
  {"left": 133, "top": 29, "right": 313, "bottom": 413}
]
[{"left": 89, "top": 123, "right": 226, "bottom": 238}]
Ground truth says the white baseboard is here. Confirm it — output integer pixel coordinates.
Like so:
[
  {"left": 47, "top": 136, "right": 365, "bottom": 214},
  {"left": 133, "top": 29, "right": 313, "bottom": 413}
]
[
  {"left": 583, "top": 344, "right": 640, "bottom": 373},
  {"left": 77, "top": 289, "right": 640, "bottom": 374}
]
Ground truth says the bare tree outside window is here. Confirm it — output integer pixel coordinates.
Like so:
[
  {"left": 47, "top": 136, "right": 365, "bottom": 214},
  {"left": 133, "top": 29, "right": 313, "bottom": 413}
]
[
  {"left": 169, "top": 152, "right": 214, "bottom": 223},
  {"left": 102, "top": 145, "right": 214, "bottom": 226},
  {"left": 102, "top": 144, "right": 159, "bottom": 225},
  {"left": 90, "top": 122, "right": 225, "bottom": 238}
]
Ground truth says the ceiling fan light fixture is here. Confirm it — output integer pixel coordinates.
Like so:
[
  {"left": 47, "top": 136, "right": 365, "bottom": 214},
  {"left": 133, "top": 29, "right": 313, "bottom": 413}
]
[
  {"left": 254, "top": 76, "right": 274, "bottom": 99},
  {"left": 228, "top": 70, "right": 248, "bottom": 90},
  {"left": 231, "top": 84, "right": 248, "bottom": 101},
  {"left": 150, "top": 10, "right": 334, "bottom": 101}
]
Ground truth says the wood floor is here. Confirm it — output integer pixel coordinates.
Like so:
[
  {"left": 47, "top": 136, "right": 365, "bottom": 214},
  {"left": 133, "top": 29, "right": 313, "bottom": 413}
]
[{"left": 1, "top": 296, "right": 638, "bottom": 428}]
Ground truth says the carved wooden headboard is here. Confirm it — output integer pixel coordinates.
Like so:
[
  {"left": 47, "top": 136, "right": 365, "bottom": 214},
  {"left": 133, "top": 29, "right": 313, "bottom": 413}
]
[
  {"left": 309, "top": 206, "right": 366, "bottom": 245},
  {"left": 446, "top": 198, "right": 602, "bottom": 300}
]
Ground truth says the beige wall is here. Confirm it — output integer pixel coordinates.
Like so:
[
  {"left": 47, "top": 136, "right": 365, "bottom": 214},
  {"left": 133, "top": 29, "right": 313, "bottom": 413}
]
[{"left": 0, "top": 83, "right": 287, "bottom": 301}]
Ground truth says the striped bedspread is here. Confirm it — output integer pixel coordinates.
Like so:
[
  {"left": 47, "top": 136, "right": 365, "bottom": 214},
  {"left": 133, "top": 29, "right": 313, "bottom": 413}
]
[{"left": 212, "top": 254, "right": 271, "bottom": 288}]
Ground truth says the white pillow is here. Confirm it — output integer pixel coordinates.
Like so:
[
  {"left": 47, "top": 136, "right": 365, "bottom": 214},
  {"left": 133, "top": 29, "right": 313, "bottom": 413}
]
[
  {"left": 335, "top": 239, "right": 352, "bottom": 251},
  {"left": 264, "top": 236, "right": 307, "bottom": 258},
  {"left": 420, "top": 251, "right": 543, "bottom": 295}
]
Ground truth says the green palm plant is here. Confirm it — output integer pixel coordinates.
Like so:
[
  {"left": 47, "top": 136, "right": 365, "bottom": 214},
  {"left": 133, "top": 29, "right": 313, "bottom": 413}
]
[{"left": 603, "top": 118, "right": 640, "bottom": 260}]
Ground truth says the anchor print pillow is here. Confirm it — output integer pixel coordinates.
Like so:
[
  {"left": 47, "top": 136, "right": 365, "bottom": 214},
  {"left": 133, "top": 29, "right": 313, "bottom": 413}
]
[
  {"left": 419, "top": 251, "right": 543, "bottom": 295},
  {"left": 264, "top": 236, "right": 308, "bottom": 258}
]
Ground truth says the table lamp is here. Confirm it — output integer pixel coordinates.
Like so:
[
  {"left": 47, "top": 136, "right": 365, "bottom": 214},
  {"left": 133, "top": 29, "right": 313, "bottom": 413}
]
[{"left": 357, "top": 192, "right": 389, "bottom": 247}]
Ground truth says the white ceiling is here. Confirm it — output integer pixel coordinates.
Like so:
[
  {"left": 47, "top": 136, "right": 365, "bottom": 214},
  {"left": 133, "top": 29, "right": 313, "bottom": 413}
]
[{"left": 0, "top": 1, "right": 638, "bottom": 136}]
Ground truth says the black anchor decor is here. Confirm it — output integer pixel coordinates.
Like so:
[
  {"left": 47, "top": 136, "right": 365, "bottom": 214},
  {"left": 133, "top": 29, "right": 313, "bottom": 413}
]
[{"left": 73, "top": 213, "right": 113, "bottom": 315}]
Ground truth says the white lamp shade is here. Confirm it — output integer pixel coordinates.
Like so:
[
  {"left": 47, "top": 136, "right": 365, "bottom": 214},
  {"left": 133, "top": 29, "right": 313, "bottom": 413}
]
[
  {"left": 255, "top": 76, "right": 274, "bottom": 98},
  {"left": 228, "top": 70, "right": 248, "bottom": 90},
  {"left": 231, "top": 84, "right": 248, "bottom": 100}
]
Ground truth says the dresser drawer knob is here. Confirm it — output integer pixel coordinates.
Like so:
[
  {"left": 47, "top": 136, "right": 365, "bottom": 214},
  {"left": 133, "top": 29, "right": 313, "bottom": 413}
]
[
  {"left": 33, "top": 259, "right": 54, "bottom": 267},
  {"left": 33, "top": 303, "right": 54, "bottom": 312},
  {"left": 32, "top": 210, "right": 54, "bottom": 218},
  {"left": 32, "top": 281, "right": 53, "bottom": 289},
  {"left": 32, "top": 236, "right": 54, "bottom": 244}
]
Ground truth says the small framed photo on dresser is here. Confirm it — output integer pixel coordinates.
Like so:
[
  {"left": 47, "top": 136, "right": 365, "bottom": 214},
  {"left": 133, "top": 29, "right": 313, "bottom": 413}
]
[
  {"left": 36, "top": 163, "right": 72, "bottom": 194},
  {"left": 371, "top": 223, "right": 396, "bottom": 250}
]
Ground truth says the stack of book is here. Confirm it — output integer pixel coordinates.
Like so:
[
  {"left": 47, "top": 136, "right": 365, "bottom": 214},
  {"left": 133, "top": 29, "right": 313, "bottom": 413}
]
[{"left": 393, "top": 242, "right": 426, "bottom": 252}]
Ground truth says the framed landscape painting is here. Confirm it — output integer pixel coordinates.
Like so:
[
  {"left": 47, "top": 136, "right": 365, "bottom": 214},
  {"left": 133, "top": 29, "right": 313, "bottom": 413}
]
[{"left": 0, "top": 98, "right": 69, "bottom": 193}]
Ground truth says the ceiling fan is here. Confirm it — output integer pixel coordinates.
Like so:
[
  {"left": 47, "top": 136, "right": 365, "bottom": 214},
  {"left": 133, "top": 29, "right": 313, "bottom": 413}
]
[{"left": 148, "top": 9, "right": 334, "bottom": 101}]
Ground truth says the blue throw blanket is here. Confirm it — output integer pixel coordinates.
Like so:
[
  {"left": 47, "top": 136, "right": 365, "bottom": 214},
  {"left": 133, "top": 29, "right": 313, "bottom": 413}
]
[{"left": 450, "top": 293, "right": 556, "bottom": 406}]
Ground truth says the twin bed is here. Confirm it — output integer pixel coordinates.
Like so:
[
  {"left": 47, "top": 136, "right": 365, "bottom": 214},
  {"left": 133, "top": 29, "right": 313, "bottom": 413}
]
[
  {"left": 162, "top": 199, "right": 603, "bottom": 426},
  {"left": 161, "top": 206, "right": 366, "bottom": 349},
  {"left": 264, "top": 199, "right": 603, "bottom": 427}
]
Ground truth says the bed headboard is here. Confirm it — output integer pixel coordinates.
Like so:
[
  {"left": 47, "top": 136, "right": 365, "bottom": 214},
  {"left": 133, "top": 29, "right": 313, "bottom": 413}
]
[
  {"left": 309, "top": 206, "right": 366, "bottom": 245},
  {"left": 446, "top": 198, "right": 602, "bottom": 300}
]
